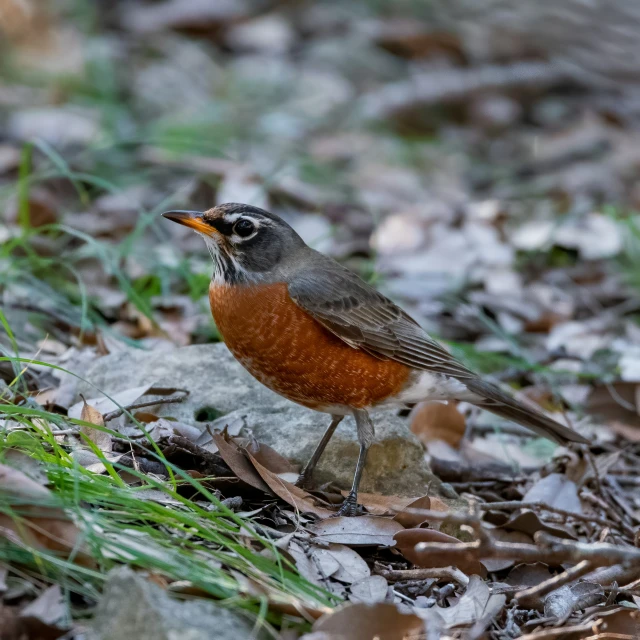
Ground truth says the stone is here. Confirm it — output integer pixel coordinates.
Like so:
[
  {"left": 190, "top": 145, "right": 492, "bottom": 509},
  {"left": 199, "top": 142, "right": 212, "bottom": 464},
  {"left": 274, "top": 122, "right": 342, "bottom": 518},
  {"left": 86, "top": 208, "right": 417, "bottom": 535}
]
[
  {"left": 89, "top": 566, "right": 259, "bottom": 640},
  {"left": 225, "top": 404, "right": 435, "bottom": 496},
  {"left": 77, "top": 343, "right": 288, "bottom": 422},
  {"left": 77, "top": 344, "right": 440, "bottom": 496}
]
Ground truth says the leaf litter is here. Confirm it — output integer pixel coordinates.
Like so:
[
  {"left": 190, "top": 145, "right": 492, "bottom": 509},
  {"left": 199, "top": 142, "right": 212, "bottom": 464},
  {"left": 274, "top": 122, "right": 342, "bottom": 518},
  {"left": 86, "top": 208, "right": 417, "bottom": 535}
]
[{"left": 3, "top": 0, "right": 640, "bottom": 637}]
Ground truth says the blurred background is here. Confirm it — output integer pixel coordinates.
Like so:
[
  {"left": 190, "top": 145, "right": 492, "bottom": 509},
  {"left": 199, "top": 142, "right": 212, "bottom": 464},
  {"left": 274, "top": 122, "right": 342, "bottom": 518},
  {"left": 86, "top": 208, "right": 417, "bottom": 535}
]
[{"left": 2, "top": 0, "right": 640, "bottom": 439}]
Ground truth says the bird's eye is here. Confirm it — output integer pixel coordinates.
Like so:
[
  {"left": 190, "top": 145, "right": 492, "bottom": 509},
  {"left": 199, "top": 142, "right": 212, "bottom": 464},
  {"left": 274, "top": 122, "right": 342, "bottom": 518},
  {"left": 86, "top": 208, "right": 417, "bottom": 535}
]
[{"left": 233, "top": 219, "right": 255, "bottom": 238}]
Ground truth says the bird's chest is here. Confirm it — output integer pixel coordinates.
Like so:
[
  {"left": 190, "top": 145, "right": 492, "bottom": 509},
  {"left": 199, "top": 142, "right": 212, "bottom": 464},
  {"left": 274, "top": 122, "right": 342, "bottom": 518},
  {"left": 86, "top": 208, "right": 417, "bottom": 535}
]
[
  {"left": 208, "top": 282, "right": 410, "bottom": 409},
  {"left": 209, "top": 282, "right": 307, "bottom": 372}
]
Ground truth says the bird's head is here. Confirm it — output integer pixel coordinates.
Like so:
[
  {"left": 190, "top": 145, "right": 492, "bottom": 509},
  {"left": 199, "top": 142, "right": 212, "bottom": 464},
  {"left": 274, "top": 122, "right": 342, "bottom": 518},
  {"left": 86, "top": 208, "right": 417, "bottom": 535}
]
[{"left": 162, "top": 203, "right": 305, "bottom": 283}]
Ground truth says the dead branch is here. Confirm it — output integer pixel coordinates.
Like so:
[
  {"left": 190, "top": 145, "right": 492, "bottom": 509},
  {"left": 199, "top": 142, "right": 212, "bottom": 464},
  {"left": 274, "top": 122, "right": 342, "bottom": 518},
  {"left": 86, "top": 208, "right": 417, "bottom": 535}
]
[
  {"left": 375, "top": 564, "right": 469, "bottom": 587},
  {"left": 103, "top": 391, "right": 188, "bottom": 422},
  {"left": 517, "top": 621, "right": 602, "bottom": 640},
  {"left": 479, "top": 501, "right": 617, "bottom": 529},
  {"left": 411, "top": 530, "right": 640, "bottom": 570},
  {"left": 582, "top": 563, "right": 640, "bottom": 588}
]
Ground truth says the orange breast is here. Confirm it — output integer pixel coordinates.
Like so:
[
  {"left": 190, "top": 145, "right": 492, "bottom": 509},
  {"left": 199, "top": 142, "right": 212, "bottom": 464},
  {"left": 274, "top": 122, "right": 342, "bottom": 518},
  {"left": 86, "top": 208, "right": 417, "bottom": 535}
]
[{"left": 209, "top": 282, "right": 410, "bottom": 410}]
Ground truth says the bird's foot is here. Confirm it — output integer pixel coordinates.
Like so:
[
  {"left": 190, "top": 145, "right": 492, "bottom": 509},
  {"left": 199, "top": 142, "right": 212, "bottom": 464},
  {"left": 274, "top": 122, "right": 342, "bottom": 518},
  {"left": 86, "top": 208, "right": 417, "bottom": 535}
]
[
  {"left": 336, "top": 492, "right": 361, "bottom": 517},
  {"left": 294, "top": 470, "right": 313, "bottom": 490}
]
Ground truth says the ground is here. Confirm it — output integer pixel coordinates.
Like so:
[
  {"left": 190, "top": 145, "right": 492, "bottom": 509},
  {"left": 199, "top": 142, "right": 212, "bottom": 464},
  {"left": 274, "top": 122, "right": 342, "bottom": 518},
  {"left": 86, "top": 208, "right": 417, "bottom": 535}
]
[{"left": 1, "top": 1, "right": 640, "bottom": 639}]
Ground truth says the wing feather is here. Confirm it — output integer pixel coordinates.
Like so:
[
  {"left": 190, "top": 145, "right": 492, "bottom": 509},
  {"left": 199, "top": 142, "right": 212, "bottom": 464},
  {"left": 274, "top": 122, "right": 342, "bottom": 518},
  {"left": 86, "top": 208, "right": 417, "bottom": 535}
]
[{"left": 287, "top": 257, "right": 588, "bottom": 446}]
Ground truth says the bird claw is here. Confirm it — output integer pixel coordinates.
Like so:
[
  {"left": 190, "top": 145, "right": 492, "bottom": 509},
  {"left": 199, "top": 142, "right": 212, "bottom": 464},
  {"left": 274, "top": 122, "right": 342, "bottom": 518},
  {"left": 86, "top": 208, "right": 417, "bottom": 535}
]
[
  {"left": 336, "top": 493, "right": 360, "bottom": 517},
  {"left": 294, "top": 471, "right": 313, "bottom": 490}
]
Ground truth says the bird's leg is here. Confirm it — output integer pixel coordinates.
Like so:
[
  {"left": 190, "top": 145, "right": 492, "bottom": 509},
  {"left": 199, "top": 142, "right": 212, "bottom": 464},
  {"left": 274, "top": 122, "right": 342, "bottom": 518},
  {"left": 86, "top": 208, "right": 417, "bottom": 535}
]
[
  {"left": 295, "top": 415, "right": 343, "bottom": 489},
  {"left": 337, "top": 409, "right": 374, "bottom": 517}
]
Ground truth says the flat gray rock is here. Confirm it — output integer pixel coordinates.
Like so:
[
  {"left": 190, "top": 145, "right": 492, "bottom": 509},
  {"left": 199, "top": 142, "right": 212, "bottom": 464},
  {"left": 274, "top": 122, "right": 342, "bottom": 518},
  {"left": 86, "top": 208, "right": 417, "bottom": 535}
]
[
  {"left": 77, "top": 343, "right": 440, "bottom": 496},
  {"left": 89, "top": 566, "right": 259, "bottom": 640}
]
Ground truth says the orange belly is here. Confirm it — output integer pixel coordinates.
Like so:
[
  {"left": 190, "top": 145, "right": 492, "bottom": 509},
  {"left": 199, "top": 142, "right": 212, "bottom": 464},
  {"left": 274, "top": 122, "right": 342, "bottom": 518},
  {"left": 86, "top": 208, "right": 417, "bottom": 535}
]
[{"left": 209, "top": 282, "right": 411, "bottom": 410}]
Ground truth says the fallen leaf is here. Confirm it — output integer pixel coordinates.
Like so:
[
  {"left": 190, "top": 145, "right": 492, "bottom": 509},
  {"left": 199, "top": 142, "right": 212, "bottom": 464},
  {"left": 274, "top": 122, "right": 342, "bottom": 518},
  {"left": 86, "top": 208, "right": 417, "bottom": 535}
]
[
  {"left": 0, "top": 464, "right": 94, "bottom": 567},
  {"left": 393, "top": 495, "right": 448, "bottom": 529},
  {"left": 609, "top": 420, "right": 640, "bottom": 442},
  {"left": 544, "top": 582, "right": 604, "bottom": 618},
  {"left": 80, "top": 398, "right": 111, "bottom": 453},
  {"left": 345, "top": 492, "right": 414, "bottom": 517},
  {"left": 502, "top": 509, "right": 576, "bottom": 540},
  {"left": 288, "top": 540, "right": 330, "bottom": 587},
  {"left": 312, "top": 602, "right": 425, "bottom": 639},
  {"left": 68, "top": 384, "right": 153, "bottom": 421},
  {"left": 587, "top": 383, "right": 640, "bottom": 426},
  {"left": 410, "top": 401, "right": 466, "bottom": 448},
  {"left": 348, "top": 575, "right": 388, "bottom": 604},
  {"left": 313, "top": 544, "right": 370, "bottom": 584},
  {"left": 436, "top": 575, "right": 505, "bottom": 627},
  {"left": 394, "top": 528, "right": 485, "bottom": 576},
  {"left": 594, "top": 608, "right": 640, "bottom": 637},
  {"left": 522, "top": 473, "right": 583, "bottom": 515},
  {"left": 2, "top": 449, "right": 48, "bottom": 485},
  {"left": 19, "top": 585, "right": 65, "bottom": 628},
  {"left": 246, "top": 451, "right": 334, "bottom": 518},
  {"left": 482, "top": 529, "right": 533, "bottom": 572},
  {"left": 245, "top": 439, "right": 299, "bottom": 474},
  {"left": 212, "top": 434, "right": 270, "bottom": 493},
  {"left": 71, "top": 448, "right": 124, "bottom": 475},
  {"left": 310, "top": 516, "right": 404, "bottom": 546},
  {"left": 504, "top": 563, "right": 552, "bottom": 590}
]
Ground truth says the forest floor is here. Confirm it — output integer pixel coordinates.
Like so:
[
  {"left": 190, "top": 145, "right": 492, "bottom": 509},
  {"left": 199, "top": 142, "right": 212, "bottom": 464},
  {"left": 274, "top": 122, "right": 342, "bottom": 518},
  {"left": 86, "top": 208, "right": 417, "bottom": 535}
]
[{"left": 1, "top": 1, "right": 640, "bottom": 639}]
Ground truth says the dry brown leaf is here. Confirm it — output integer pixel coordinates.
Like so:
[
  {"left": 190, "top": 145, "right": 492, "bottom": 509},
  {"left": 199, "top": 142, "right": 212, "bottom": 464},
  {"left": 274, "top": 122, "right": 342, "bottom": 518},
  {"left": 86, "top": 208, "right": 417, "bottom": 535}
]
[
  {"left": 345, "top": 492, "right": 414, "bottom": 517},
  {"left": 504, "top": 563, "right": 553, "bottom": 590},
  {"left": 246, "top": 452, "right": 334, "bottom": 518},
  {"left": 393, "top": 495, "right": 448, "bottom": 529},
  {"left": 310, "top": 516, "right": 403, "bottom": 546},
  {"left": 394, "top": 528, "right": 485, "bottom": 576},
  {"left": 589, "top": 608, "right": 640, "bottom": 638},
  {"left": 410, "top": 401, "right": 466, "bottom": 448},
  {"left": 68, "top": 384, "right": 153, "bottom": 421},
  {"left": 245, "top": 439, "right": 299, "bottom": 474},
  {"left": 502, "top": 509, "right": 576, "bottom": 540},
  {"left": 312, "top": 602, "right": 425, "bottom": 639},
  {"left": 80, "top": 398, "right": 111, "bottom": 453},
  {"left": 0, "top": 464, "right": 94, "bottom": 568},
  {"left": 211, "top": 433, "right": 270, "bottom": 493}
]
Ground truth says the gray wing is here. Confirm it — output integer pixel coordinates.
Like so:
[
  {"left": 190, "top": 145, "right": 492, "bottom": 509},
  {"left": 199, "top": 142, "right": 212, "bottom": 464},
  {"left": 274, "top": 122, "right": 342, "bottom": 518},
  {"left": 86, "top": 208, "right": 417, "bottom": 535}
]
[
  {"left": 287, "top": 258, "right": 589, "bottom": 446},
  {"left": 287, "top": 261, "right": 476, "bottom": 380}
]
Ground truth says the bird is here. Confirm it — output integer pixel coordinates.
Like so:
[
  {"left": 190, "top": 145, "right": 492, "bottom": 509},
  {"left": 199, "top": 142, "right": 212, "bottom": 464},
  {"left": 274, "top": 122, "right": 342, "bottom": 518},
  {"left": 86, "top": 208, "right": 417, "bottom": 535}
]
[{"left": 162, "top": 203, "right": 588, "bottom": 516}]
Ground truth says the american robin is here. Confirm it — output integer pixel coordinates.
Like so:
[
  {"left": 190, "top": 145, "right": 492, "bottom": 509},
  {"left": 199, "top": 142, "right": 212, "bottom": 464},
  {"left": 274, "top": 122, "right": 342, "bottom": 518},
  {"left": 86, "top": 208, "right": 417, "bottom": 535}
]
[{"left": 162, "top": 203, "right": 588, "bottom": 515}]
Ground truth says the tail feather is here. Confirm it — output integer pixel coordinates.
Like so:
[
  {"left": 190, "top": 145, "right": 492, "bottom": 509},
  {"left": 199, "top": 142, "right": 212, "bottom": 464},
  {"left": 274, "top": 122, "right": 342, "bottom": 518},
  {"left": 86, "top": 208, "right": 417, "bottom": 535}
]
[{"left": 464, "top": 378, "right": 589, "bottom": 445}]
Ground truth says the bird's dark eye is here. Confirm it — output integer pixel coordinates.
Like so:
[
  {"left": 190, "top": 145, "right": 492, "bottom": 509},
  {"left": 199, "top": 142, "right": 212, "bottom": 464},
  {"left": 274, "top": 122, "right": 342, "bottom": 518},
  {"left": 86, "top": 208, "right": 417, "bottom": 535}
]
[{"left": 233, "top": 219, "right": 255, "bottom": 238}]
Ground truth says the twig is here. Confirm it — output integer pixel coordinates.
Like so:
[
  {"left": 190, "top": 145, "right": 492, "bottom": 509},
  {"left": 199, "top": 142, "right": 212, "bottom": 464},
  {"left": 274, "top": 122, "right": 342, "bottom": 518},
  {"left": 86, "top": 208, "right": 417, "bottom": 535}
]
[
  {"left": 103, "top": 392, "right": 188, "bottom": 422},
  {"left": 582, "top": 563, "right": 640, "bottom": 588},
  {"left": 517, "top": 621, "right": 602, "bottom": 640},
  {"left": 515, "top": 560, "right": 592, "bottom": 608},
  {"left": 478, "top": 501, "right": 616, "bottom": 529},
  {"left": 375, "top": 565, "right": 469, "bottom": 587},
  {"left": 411, "top": 530, "right": 640, "bottom": 570}
]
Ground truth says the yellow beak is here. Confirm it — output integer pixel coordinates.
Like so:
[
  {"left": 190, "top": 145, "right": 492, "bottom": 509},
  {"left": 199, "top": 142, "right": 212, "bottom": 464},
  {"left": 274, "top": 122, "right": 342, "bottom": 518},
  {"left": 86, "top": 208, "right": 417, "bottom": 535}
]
[{"left": 161, "top": 210, "right": 214, "bottom": 235}]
